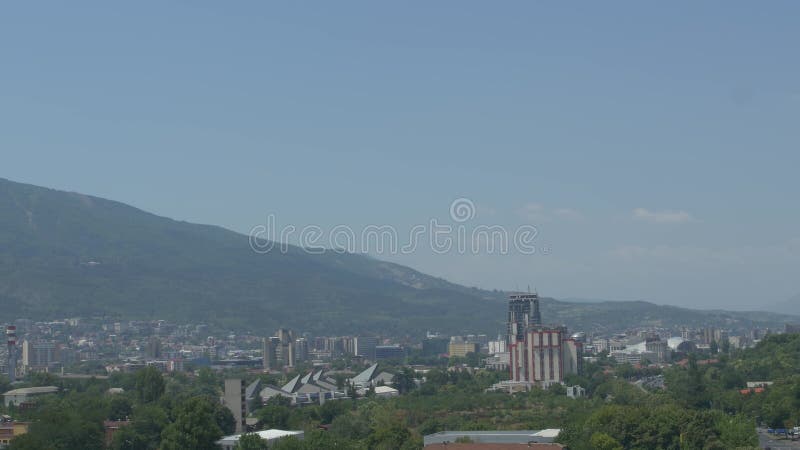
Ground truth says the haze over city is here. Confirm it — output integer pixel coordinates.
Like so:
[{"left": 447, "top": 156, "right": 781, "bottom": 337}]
[
  {"left": 3, "top": 2, "right": 799, "bottom": 310},
  {"left": 5, "top": 3, "right": 800, "bottom": 450}
]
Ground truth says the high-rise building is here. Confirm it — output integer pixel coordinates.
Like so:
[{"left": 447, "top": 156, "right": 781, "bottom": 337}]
[
  {"left": 6, "top": 326, "right": 17, "bottom": 383},
  {"left": 354, "top": 336, "right": 378, "bottom": 360},
  {"left": 645, "top": 338, "right": 671, "bottom": 363},
  {"left": 262, "top": 337, "right": 279, "bottom": 371},
  {"left": 331, "top": 338, "right": 345, "bottom": 357},
  {"left": 21, "top": 340, "right": 59, "bottom": 372},
  {"left": 422, "top": 337, "right": 449, "bottom": 356},
  {"left": 341, "top": 337, "right": 355, "bottom": 355},
  {"left": 505, "top": 292, "right": 581, "bottom": 387},
  {"left": 507, "top": 293, "right": 540, "bottom": 344},
  {"left": 145, "top": 337, "right": 162, "bottom": 359},
  {"left": 509, "top": 326, "right": 581, "bottom": 386},
  {"left": 223, "top": 379, "right": 246, "bottom": 433},
  {"left": 276, "top": 328, "right": 293, "bottom": 344},
  {"left": 375, "top": 345, "right": 405, "bottom": 360},
  {"left": 488, "top": 338, "right": 507, "bottom": 354},
  {"left": 273, "top": 328, "right": 295, "bottom": 368},
  {"left": 293, "top": 338, "right": 309, "bottom": 364}
]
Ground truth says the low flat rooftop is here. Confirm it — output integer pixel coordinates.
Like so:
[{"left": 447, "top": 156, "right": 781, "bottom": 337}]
[
  {"left": 3, "top": 386, "right": 59, "bottom": 396},
  {"left": 424, "top": 429, "right": 560, "bottom": 445},
  {"left": 218, "top": 429, "right": 303, "bottom": 444}
]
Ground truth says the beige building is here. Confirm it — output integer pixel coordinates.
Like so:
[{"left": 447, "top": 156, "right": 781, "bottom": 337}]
[{"left": 448, "top": 340, "right": 479, "bottom": 358}]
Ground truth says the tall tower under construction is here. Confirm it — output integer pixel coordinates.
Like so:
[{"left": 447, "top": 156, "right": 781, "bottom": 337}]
[
  {"left": 507, "top": 293, "right": 541, "bottom": 344},
  {"left": 6, "top": 326, "right": 17, "bottom": 383}
]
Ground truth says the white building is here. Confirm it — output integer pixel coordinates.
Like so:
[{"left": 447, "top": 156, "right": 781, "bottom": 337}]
[
  {"left": 566, "top": 385, "right": 586, "bottom": 398},
  {"left": 217, "top": 429, "right": 303, "bottom": 450},
  {"left": 3, "top": 386, "right": 59, "bottom": 407}
]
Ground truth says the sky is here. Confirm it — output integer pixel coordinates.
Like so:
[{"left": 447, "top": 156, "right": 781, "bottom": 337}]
[{"left": 2, "top": 2, "right": 799, "bottom": 310}]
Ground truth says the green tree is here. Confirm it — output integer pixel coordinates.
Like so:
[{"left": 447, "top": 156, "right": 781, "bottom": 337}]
[
  {"left": 160, "top": 397, "right": 223, "bottom": 450},
  {"left": 589, "top": 432, "right": 623, "bottom": 450},
  {"left": 10, "top": 396, "right": 104, "bottom": 450},
  {"left": 464, "top": 352, "right": 481, "bottom": 368},
  {"left": 111, "top": 404, "right": 168, "bottom": 450},
  {"left": 368, "top": 423, "right": 411, "bottom": 450},
  {"left": 256, "top": 401, "right": 291, "bottom": 429},
  {"left": 234, "top": 433, "right": 269, "bottom": 450},
  {"left": 109, "top": 395, "right": 134, "bottom": 421},
  {"left": 0, "top": 375, "right": 10, "bottom": 394},
  {"left": 330, "top": 412, "right": 371, "bottom": 441},
  {"left": 717, "top": 413, "right": 758, "bottom": 448},
  {"left": 319, "top": 399, "right": 350, "bottom": 424},
  {"left": 393, "top": 367, "right": 416, "bottom": 394},
  {"left": 134, "top": 366, "right": 165, "bottom": 404},
  {"left": 8, "top": 434, "right": 50, "bottom": 450},
  {"left": 212, "top": 400, "right": 237, "bottom": 435}
]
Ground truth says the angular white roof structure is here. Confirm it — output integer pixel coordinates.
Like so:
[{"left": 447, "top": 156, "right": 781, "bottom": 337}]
[
  {"left": 281, "top": 374, "right": 302, "bottom": 393},
  {"left": 350, "top": 363, "right": 379, "bottom": 386}
]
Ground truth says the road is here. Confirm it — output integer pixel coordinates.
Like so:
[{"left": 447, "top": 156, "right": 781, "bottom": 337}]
[{"left": 758, "top": 428, "right": 800, "bottom": 450}]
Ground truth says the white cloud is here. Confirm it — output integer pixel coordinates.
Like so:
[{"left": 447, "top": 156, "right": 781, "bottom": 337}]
[
  {"left": 632, "top": 208, "right": 695, "bottom": 224},
  {"left": 554, "top": 208, "right": 584, "bottom": 220}
]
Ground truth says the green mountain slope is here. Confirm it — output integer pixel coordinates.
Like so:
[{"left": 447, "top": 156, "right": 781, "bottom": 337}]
[
  {"left": 0, "top": 178, "right": 793, "bottom": 335},
  {"left": 0, "top": 177, "right": 505, "bottom": 334}
]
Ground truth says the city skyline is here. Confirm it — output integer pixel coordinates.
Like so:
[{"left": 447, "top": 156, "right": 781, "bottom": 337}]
[{"left": 2, "top": 3, "right": 799, "bottom": 448}]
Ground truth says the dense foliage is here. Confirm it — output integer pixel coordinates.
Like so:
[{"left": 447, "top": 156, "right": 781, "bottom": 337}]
[{"left": 3, "top": 367, "right": 234, "bottom": 450}]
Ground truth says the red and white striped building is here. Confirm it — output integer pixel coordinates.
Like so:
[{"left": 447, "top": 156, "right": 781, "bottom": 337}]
[{"left": 509, "top": 326, "right": 582, "bottom": 387}]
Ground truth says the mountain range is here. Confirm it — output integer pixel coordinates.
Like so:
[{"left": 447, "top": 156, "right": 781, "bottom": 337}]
[
  {"left": 765, "top": 294, "right": 800, "bottom": 315},
  {"left": 0, "top": 177, "right": 795, "bottom": 336}
]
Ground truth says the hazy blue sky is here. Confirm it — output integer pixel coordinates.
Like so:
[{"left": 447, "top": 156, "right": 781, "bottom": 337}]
[{"left": 2, "top": 2, "right": 799, "bottom": 310}]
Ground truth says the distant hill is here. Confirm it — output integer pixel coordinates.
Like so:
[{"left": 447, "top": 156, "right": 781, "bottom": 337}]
[
  {"left": 541, "top": 299, "right": 795, "bottom": 336},
  {"left": 0, "top": 177, "right": 794, "bottom": 336},
  {"left": 0, "top": 177, "right": 506, "bottom": 335},
  {"left": 559, "top": 297, "right": 609, "bottom": 304},
  {"left": 764, "top": 294, "right": 800, "bottom": 315}
]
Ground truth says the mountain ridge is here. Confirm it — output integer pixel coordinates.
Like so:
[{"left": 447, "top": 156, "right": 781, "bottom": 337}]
[{"left": 0, "top": 177, "right": 794, "bottom": 335}]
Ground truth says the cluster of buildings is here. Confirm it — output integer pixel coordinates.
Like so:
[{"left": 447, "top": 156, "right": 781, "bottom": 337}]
[
  {"left": 261, "top": 332, "right": 405, "bottom": 371},
  {"left": 1, "top": 299, "right": 795, "bottom": 394},
  {"left": 221, "top": 363, "right": 398, "bottom": 433},
  {"left": 503, "top": 294, "right": 583, "bottom": 388},
  {"left": 0, "top": 317, "right": 417, "bottom": 385},
  {"left": 580, "top": 325, "right": 776, "bottom": 366},
  {"left": 2, "top": 294, "right": 799, "bottom": 450}
]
